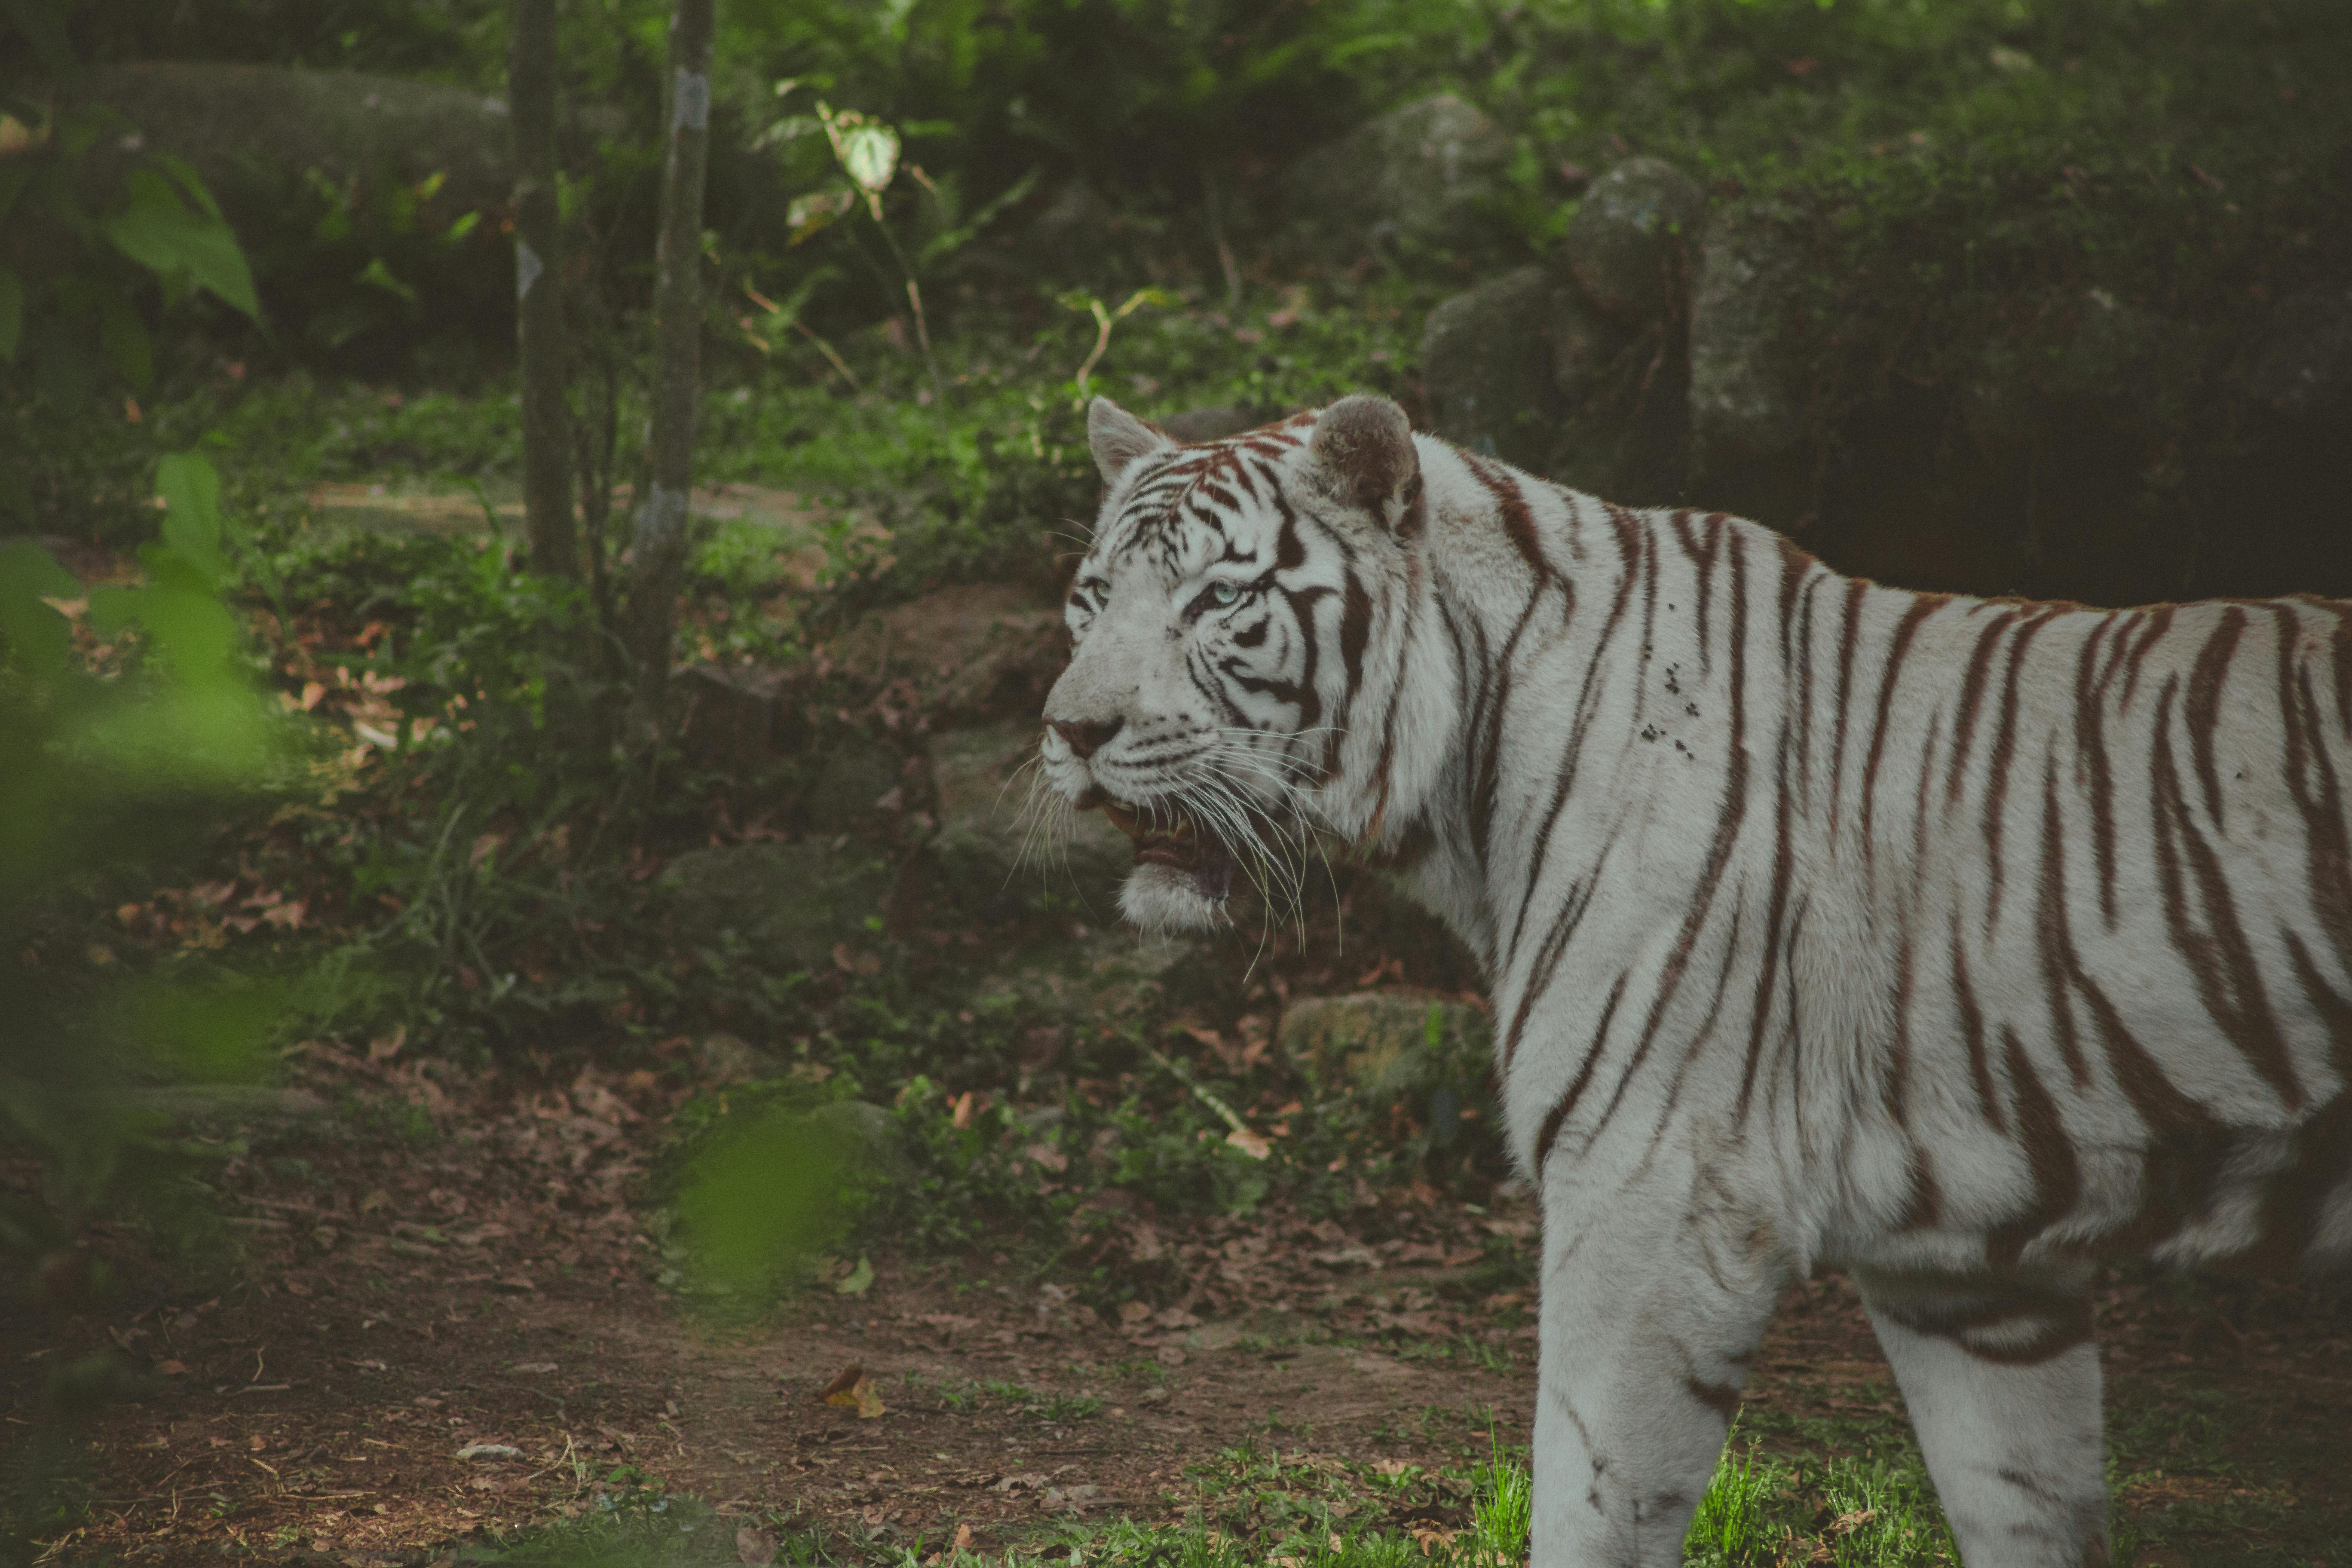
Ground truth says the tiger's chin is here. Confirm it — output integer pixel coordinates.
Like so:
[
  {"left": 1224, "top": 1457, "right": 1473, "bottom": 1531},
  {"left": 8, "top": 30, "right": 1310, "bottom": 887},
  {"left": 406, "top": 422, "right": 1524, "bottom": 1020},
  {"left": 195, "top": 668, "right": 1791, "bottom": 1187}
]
[
  {"left": 1093, "top": 795, "right": 1237, "bottom": 934},
  {"left": 1119, "top": 861, "right": 1232, "bottom": 934}
]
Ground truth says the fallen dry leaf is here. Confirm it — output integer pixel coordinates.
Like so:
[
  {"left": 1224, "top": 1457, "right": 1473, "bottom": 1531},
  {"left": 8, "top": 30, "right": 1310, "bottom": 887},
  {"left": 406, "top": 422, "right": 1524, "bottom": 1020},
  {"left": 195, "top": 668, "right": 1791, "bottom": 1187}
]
[
  {"left": 735, "top": 1524, "right": 778, "bottom": 1565},
  {"left": 832, "top": 1255, "right": 874, "bottom": 1296},
  {"left": 816, "top": 1365, "right": 885, "bottom": 1419},
  {"left": 1225, "top": 1127, "right": 1272, "bottom": 1160}
]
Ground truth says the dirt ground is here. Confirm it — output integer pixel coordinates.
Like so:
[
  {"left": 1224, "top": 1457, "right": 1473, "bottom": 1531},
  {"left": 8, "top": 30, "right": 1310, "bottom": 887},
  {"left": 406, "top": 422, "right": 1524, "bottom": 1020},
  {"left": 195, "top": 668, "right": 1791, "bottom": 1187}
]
[{"left": 8, "top": 1053, "right": 2350, "bottom": 1567}]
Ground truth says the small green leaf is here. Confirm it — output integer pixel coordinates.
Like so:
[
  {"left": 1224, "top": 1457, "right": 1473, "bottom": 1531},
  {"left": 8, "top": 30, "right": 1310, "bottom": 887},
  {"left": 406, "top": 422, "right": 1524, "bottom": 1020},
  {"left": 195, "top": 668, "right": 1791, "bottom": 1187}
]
[
  {"left": 787, "top": 187, "right": 855, "bottom": 245},
  {"left": 103, "top": 168, "right": 260, "bottom": 319},
  {"left": 355, "top": 256, "right": 418, "bottom": 305},
  {"left": 832, "top": 1253, "right": 874, "bottom": 1296},
  {"left": 821, "top": 106, "right": 899, "bottom": 194},
  {"left": 0, "top": 265, "right": 21, "bottom": 361}
]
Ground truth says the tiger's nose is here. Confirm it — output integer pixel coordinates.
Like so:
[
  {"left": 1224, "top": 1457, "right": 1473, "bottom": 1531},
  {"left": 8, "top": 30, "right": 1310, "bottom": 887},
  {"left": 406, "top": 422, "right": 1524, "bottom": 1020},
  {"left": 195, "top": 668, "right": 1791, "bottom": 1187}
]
[{"left": 1049, "top": 716, "right": 1124, "bottom": 759}]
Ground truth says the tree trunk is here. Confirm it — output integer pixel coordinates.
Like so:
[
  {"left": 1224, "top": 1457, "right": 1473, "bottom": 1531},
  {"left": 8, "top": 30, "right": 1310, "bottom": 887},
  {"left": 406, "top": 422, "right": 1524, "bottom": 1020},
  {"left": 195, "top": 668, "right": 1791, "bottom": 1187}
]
[
  {"left": 622, "top": 0, "right": 715, "bottom": 748},
  {"left": 510, "top": 0, "right": 574, "bottom": 578}
]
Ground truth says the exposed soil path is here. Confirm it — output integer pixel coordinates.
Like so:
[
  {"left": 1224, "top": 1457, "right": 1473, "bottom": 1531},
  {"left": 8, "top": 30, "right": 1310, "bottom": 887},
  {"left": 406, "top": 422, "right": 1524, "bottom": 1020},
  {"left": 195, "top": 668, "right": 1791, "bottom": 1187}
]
[{"left": 7, "top": 1072, "right": 2348, "bottom": 1566}]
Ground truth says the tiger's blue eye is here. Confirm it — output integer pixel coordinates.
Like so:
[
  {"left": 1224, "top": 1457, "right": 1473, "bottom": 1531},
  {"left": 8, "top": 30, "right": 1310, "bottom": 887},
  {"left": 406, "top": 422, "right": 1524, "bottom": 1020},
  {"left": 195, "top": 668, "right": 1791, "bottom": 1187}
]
[{"left": 1210, "top": 581, "right": 1241, "bottom": 608}]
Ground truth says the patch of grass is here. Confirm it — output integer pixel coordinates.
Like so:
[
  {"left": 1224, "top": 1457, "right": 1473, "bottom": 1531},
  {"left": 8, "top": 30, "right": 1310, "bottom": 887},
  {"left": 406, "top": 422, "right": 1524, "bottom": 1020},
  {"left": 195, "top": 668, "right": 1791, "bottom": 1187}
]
[
  {"left": 1394, "top": 1334, "right": 1517, "bottom": 1373},
  {"left": 1674, "top": 1417, "right": 1958, "bottom": 1568},
  {"left": 1468, "top": 1433, "right": 1530, "bottom": 1565},
  {"left": 453, "top": 1494, "right": 824, "bottom": 1567},
  {"left": 922, "top": 1376, "right": 1105, "bottom": 1423}
]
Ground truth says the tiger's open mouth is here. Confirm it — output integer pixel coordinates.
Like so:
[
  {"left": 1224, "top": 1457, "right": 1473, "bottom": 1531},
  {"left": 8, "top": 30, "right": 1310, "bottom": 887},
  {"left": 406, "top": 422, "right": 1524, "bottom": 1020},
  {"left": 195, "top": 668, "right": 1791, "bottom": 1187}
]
[{"left": 1087, "top": 791, "right": 1237, "bottom": 904}]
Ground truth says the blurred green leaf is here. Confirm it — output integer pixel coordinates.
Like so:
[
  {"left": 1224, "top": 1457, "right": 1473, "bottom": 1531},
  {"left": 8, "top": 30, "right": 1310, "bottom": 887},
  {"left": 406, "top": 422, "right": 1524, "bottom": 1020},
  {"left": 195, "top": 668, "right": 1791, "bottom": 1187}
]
[
  {"left": 0, "top": 0, "right": 78, "bottom": 87},
  {"left": 671, "top": 1103, "right": 854, "bottom": 1297},
  {"left": 129, "top": 978, "right": 284, "bottom": 1085},
  {"left": 356, "top": 255, "right": 418, "bottom": 306},
  {"left": 787, "top": 186, "right": 855, "bottom": 245},
  {"left": 104, "top": 168, "right": 260, "bottom": 319},
  {"left": 153, "top": 450, "right": 229, "bottom": 589},
  {"left": 0, "top": 264, "right": 21, "bottom": 361},
  {"left": 0, "top": 538, "right": 77, "bottom": 677}
]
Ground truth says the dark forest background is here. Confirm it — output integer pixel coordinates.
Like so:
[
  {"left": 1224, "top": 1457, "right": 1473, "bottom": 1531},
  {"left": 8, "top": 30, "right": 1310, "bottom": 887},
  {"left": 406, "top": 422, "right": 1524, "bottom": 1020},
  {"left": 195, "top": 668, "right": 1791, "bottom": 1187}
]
[{"left": 2, "top": 1, "right": 2349, "bottom": 1563}]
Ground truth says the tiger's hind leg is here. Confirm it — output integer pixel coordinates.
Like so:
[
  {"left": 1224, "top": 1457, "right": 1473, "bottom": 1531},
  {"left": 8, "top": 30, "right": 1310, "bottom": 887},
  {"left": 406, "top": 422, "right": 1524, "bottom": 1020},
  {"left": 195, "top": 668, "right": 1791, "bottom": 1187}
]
[{"left": 1855, "top": 1264, "right": 2110, "bottom": 1568}]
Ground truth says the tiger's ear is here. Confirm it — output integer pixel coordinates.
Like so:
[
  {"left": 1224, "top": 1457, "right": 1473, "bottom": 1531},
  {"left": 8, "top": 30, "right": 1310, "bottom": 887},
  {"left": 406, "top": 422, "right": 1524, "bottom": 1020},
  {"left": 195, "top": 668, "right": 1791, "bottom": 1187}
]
[
  {"left": 1087, "top": 397, "right": 1174, "bottom": 484},
  {"left": 1309, "top": 394, "right": 1422, "bottom": 534}
]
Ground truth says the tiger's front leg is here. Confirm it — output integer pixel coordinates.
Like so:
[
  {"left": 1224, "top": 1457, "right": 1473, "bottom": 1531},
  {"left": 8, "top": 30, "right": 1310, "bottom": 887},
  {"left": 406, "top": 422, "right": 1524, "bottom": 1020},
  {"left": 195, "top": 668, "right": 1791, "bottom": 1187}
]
[{"left": 1530, "top": 1155, "right": 1785, "bottom": 1566}]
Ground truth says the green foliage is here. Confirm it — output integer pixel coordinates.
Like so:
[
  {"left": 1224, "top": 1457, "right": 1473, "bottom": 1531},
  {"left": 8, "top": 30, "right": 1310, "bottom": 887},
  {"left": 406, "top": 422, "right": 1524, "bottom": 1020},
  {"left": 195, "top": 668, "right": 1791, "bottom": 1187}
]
[
  {"left": 0, "top": 447, "right": 283, "bottom": 1218},
  {"left": 0, "top": 46, "right": 258, "bottom": 411},
  {"left": 0, "top": 450, "right": 291, "bottom": 1562}
]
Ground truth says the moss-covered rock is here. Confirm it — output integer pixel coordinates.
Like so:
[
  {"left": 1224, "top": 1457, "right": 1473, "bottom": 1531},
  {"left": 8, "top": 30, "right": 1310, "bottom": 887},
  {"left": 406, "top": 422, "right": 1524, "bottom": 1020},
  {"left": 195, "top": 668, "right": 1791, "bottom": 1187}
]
[
  {"left": 1286, "top": 94, "right": 1513, "bottom": 261},
  {"left": 1418, "top": 264, "right": 1563, "bottom": 469},
  {"left": 1550, "top": 284, "right": 1629, "bottom": 412},
  {"left": 925, "top": 718, "right": 1130, "bottom": 911},
  {"left": 1563, "top": 157, "right": 1709, "bottom": 325},
  {"left": 2238, "top": 285, "right": 2352, "bottom": 421},
  {"left": 1279, "top": 992, "right": 1488, "bottom": 1106},
  {"left": 801, "top": 729, "right": 906, "bottom": 833},
  {"left": 655, "top": 842, "right": 893, "bottom": 971},
  {"left": 976, "top": 929, "right": 1212, "bottom": 1028},
  {"left": 1688, "top": 200, "right": 1811, "bottom": 465}
]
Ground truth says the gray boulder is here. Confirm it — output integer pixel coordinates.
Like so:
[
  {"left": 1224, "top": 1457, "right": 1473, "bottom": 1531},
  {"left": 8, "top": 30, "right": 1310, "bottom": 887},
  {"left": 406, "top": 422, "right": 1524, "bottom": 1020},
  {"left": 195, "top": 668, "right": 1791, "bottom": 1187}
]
[
  {"left": 826, "top": 582, "right": 1066, "bottom": 724},
  {"left": 1966, "top": 288, "right": 2209, "bottom": 452},
  {"left": 2058, "top": 288, "right": 2209, "bottom": 435},
  {"left": 655, "top": 841, "right": 893, "bottom": 970},
  {"left": 976, "top": 928, "right": 1210, "bottom": 1028},
  {"left": 927, "top": 718, "right": 1130, "bottom": 902},
  {"left": 1419, "top": 264, "right": 1564, "bottom": 469},
  {"left": 671, "top": 663, "right": 799, "bottom": 777},
  {"left": 1287, "top": 95, "right": 1513, "bottom": 259},
  {"left": 803, "top": 1099, "right": 913, "bottom": 1180},
  {"left": 1688, "top": 201, "right": 1812, "bottom": 463},
  {"left": 1550, "top": 284, "right": 1628, "bottom": 410},
  {"left": 802, "top": 728, "right": 905, "bottom": 832},
  {"left": 2239, "top": 284, "right": 2352, "bottom": 419},
  {"left": 1563, "top": 156, "right": 1710, "bottom": 324}
]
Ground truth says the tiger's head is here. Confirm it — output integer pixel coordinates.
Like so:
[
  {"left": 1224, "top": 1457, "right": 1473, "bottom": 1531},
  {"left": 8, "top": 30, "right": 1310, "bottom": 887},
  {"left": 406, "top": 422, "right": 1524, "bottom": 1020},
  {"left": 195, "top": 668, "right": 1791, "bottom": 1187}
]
[{"left": 1039, "top": 392, "right": 1426, "bottom": 934}]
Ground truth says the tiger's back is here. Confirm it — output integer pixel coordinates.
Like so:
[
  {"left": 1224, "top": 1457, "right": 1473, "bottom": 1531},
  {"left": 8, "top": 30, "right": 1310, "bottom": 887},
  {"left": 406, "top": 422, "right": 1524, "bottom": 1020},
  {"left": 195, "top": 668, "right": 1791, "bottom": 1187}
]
[{"left": 1494, "top": 517, "right": 2352, "bottom": 1286}]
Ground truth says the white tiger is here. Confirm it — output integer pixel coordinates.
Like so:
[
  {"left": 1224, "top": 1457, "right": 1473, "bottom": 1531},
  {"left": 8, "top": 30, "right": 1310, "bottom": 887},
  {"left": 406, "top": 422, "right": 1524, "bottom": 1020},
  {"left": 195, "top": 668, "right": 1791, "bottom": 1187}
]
[{"left": 1037, "top": 392, "right": 2352, "bottom": 1567}]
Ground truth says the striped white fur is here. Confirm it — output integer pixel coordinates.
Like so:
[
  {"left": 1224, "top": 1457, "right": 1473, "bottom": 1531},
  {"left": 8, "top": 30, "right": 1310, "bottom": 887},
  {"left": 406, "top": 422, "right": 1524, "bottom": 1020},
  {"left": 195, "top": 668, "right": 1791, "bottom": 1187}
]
[{"left": 1039, "top": 394, "right": 2352, "bottom": 1568}]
